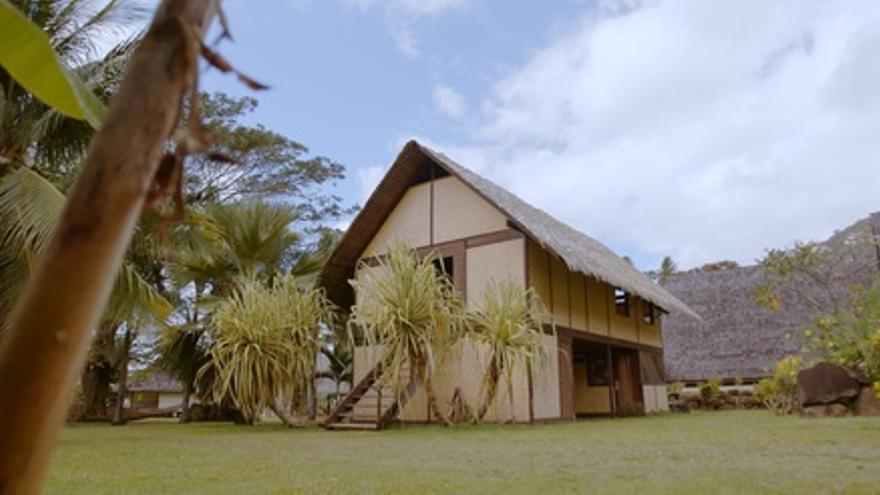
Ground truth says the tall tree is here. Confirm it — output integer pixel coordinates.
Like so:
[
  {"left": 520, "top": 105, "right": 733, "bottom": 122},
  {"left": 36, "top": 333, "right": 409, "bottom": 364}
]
[
  {"left": 158, "top": 201, "right": 337, "bottom": 420},
  {"left": 0, "top": 0, "right": 217, "bottom": 489},
  {"left": 184, "top": 92, "right": 350, "bottom": 226},
  {"left": 0, "top": 0, "right": 145, "bottom": 180},
  {"left": 658, "top": 256, "right": 677, "bottom": 284}
]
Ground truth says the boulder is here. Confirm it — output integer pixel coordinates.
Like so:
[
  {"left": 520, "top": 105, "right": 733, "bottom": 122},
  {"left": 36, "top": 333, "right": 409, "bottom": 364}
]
[
  {"left": 828, "top": 403, "right": 850, "bottom": 417},
  {"left": 797, "top": 362, "right": 861, "bottom": 406},
  {"left": 802, "top": 403, "right": 851, "bottom": 418},
  {"left": 846, "top": 367, "right": 871, "bottom": 386},
  {"left": 855, "top": 387, "right": 880, "bottom": 417}
]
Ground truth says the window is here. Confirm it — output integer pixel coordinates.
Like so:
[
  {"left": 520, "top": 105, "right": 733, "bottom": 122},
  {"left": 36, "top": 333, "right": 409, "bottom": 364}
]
[
  {"left": 614, "top": 287, "right": 630, "bottom": 317},
  {"left": 432, "top": 256, "right": 454, "bottom": 282},
  {"left": 642, "top": 302, "right": 655, "bottom": 325},
  {"left": 585, "top": 350, "right": 610, "bottom": 386}
]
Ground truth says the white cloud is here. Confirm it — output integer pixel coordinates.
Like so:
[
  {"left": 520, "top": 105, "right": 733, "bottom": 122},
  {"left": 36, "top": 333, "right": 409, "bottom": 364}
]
[
  {"left": 426, "top": 0, "right": 880, "bottom": 269},
  {"left": 390, "top": 25, "right": 420, "bottom": 59},
  {"left": 433, "top": 84, "right": 467, "bottom": 120},
  {"left": 345, "top": 0, "right": 474, "bottom": 17},
  {"left": 344, "top": 0, "right": 476, "bottom": 58}
]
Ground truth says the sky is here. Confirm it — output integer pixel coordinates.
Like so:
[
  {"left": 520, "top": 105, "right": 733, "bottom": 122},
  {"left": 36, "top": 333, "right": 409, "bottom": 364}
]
[{"left": 195, "top": 0, "right": 880, "bottom": 271}]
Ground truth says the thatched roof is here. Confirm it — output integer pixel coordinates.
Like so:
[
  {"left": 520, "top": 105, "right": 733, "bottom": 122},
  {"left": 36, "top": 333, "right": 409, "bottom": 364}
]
[
  {"left": 320, "top": 140, "right": 698, "bottom": 319},
  {"left": 662, "top": 212, "right": 880, "bottom": 381}
]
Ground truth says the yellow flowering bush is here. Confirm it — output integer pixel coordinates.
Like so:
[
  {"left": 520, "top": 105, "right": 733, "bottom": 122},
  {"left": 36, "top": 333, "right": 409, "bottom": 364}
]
[{"left": 755, "top": 356, "right": 803, "bottom": 415}]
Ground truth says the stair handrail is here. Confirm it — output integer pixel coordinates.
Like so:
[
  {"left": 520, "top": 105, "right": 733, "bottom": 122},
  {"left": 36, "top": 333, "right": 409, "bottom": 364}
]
[{"left": 322, "top": 360, "right": 383, "bottom": 427}]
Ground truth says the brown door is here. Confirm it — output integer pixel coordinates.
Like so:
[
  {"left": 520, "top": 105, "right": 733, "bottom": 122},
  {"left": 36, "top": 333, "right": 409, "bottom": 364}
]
[
  {"left": 557, "top": 335, "right": 575, "bottom": 419},
  {"left": 613, "top": 349, "right": 642, "bottom": 415}
]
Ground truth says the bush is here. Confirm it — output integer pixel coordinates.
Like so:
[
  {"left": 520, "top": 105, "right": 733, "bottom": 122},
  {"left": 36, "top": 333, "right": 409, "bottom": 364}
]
[
  {"left": 755, "top": 356, "right": 803, "bottom": 415},
  {"left": 802, "top": 286, "right": 880, "bottom": 385},
  {"left": 698, "top": 378, "right": 722, "bottom": 407}
]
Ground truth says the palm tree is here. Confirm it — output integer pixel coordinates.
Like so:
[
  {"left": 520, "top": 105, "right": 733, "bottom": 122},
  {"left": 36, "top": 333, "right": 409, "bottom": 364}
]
[
  {"left": 1, "top": 0, "right": 145, "bottom": 178},
  {"left": 0, "top": 168, "right": 171, "bottom": 419},
  {"left": 468, "top": 282, "right": 551, "bottom": 423},
  {"left": 658, "top": 256, "right": 678, "bottom": 284},
  {"left": 158, "top": 201, "right": 331, "bottom": 421},
  {"left": 203, "top": 275, "right": 332, "bottom": 426},
  {"left": 349, "top": 242, "right": 465, "bottom": 426}
]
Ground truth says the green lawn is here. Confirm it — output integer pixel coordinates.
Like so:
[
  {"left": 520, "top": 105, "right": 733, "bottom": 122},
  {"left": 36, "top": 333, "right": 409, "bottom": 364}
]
[{"left": 47, "top": 411, "right": 880, "bottom": 494}]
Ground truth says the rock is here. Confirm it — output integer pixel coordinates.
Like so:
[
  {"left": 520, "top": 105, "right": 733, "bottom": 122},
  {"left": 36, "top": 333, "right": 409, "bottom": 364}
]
[
  {"left": 802, "top": 405, "right": 827, "bottom": 418},
  {"left": 669, "top": 400, "right": 689, "bottom": 413},
  {"left": 828, "top": 403, "right": 850, "bottom": 417},
  {"left": 846, "top": 367, "right": 871, "bottom": 386},
  {"left": 802, "top": 403, "right": 850, "bottom": 418},
  {"left": 855, "top": 386, "right": 880, "bottom": 417},
  {"left": 797, "top": 362, "right": 861, "bottom": 406}
]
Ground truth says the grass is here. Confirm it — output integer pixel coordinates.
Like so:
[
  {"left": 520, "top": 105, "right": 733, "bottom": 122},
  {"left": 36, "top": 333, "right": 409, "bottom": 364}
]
[{"left": 47, "top": 411, "right": 880, "bottom": 494}]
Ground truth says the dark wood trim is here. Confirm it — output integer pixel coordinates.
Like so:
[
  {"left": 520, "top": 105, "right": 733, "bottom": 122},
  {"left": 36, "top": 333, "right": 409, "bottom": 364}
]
[
  {"left": 547, "top": 250, "right": 554, "bottom": 321},
  {"left": 565, "top": 266, "right": 574, "bottom": 327},
  {"left": 606, "top": 343, "right": 617, "bottom": 416},
  {"left": 583, "top": 275, "right": 590, "bottom": 333},
  {"left": 429, "top": 162, "right": 435, "bottom": 246},
  {"left": 465, "top": 228, "right": 524, "bottom": 248},
  {"left": 357, "top": 228, "right": 523, "bottom": 268},
  {"left": 604, "top": 285, "right": 611, "bottom": 336},
  {"left": 555, "top": 326, "right": 662, "bottom": 353},
  {"left": 575, "top": 412, "right": 613, "bottom": 419}
]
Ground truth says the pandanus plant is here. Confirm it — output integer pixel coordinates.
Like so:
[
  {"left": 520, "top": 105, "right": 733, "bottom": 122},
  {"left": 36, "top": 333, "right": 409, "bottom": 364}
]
[
  {"left": 349, "top": 242, "right": 465, "bottom": 425},
  {"left": 202, "top": 275, "right": 333, "bottom": 426},
  {"left": 468, "top": 281, "right": 551, "bottom": 423}
]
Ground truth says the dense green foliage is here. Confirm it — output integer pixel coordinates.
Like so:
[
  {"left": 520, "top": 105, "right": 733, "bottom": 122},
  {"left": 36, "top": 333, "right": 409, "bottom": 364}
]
[
  {"left": 0, "top": 0, "right": 107, "bottom": 127},
  {"left": 802, "top": 287, "right": 880, "bottom": 387},
  {"left": 184, "top": 92, "right": 350, "bottom": 225},
  {"left": 756, "top": 231, "right": 880, "bottom": 406},
  {"left": 0, "top": 0, "right": 142, "bottom": 178}
]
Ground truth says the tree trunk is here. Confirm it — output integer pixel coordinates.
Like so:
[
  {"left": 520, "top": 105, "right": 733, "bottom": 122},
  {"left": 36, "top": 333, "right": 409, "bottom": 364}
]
[
  {"left": 112, "top": 328, "right": 134, "bottom": 425},
  {"left": 180, "top": 380, "right": 193, "bottom": 423},
  {"left": 269, "top": 401, "right": 303, "bottom": 428},
  {"left": 0, "top": 2, "right": 217, "bottom": 491},
  {"left": 423, "top": 372, "right": 452, "bottom": 426},
  {"left": 307, "top": 379, "right": 317, "bottom": 421},
  {"left": 477, "top": 359, "right": 500, "bottom": 422},
  {"left": 78, "top": 323, "right": 119, "bottom": 419}
]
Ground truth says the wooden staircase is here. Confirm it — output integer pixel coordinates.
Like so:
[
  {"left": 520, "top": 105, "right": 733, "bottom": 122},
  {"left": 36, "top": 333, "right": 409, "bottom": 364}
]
[{"left": 323, "top": 361, "right": 416, "bottom": 431}]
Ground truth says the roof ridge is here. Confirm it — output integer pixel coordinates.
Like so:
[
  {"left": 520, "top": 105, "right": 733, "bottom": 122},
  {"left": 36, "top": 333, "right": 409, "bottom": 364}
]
[{"left": 415, "top": 141, "right": 700, "bottom": 320}]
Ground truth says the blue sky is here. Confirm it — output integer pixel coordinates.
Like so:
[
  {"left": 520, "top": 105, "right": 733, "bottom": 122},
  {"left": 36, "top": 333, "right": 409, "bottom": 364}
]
[
  {"left": 203, "top": 0, "right": 587, "bottom": 203},
  {"left": 195, "top": 0, "right": 880, "bottom": 271}
]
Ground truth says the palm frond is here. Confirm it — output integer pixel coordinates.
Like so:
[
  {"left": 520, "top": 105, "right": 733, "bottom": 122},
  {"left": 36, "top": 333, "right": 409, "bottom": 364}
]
[
  {"left": 467, "top": 281, "right": 553, "bottom": 422},
  {"left": 349, "top": 242, "right": 465, "bottom": 403},
  {"left": 0, "top": 167, "right": 171, "bottom": 325},
  {"left": 52, "top": 0, "right": 149, "bottom": 65},
  {"left": 200, "top": 275, "right": 333, "bottom": 423}
]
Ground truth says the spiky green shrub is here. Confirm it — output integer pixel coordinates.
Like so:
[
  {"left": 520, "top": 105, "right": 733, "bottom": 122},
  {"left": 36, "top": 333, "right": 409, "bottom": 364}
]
[
  {"left": 468, "top": 281, "right": 551, "bottom": 422},
  {"left": 203, "top": 275, "right": 333, "bottom": 425},
  {"left": 698, "top": 378, "right": 722, "bottom": 408},
  {"left": 348, "top": 242, "right": 465, "bottom": 425}
]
